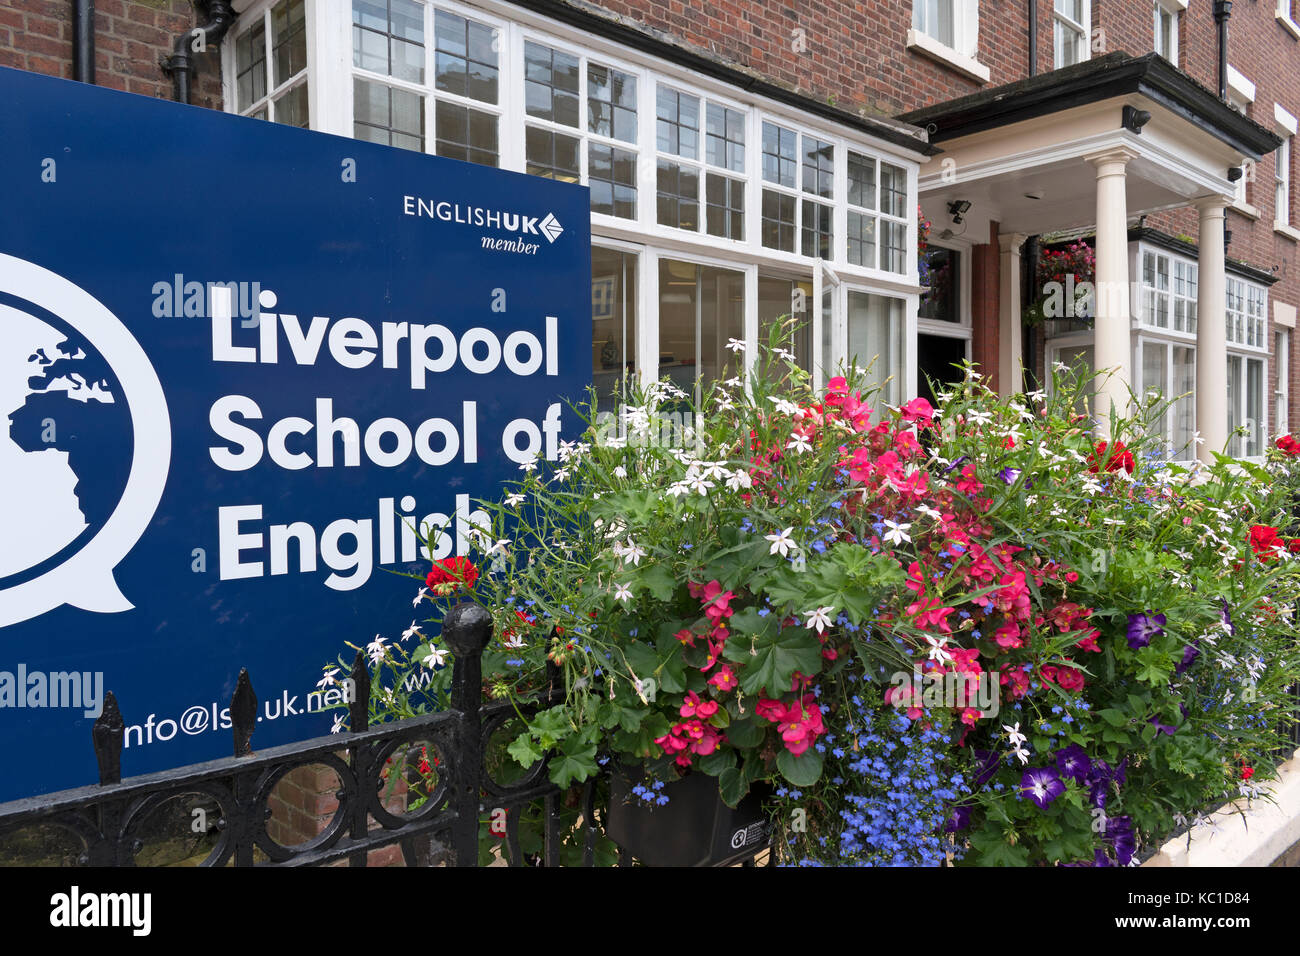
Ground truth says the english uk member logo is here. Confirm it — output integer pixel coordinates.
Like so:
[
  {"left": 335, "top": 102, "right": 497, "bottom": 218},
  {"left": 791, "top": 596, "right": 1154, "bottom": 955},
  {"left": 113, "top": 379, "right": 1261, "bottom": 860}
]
[{"left": 0, "top": 253, "right": 171, "bottom": 627}]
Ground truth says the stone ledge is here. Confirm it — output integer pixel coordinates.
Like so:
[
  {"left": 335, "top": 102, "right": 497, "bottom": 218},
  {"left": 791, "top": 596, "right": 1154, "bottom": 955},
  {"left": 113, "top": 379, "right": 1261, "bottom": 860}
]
[{"left": 1143, "top": 748, "right": 1300, "bottom": 866}]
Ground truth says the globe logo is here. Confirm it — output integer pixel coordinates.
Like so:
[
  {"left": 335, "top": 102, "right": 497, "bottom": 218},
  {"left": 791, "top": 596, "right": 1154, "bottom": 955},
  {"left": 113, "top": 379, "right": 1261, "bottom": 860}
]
[{"left": 0, "top": 254, "right": 171, "bottom": 628}]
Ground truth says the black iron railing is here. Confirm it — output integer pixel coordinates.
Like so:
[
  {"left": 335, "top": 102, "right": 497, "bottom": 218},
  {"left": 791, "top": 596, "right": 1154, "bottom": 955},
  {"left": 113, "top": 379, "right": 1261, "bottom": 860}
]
[{"left": 0, "top": 602, "right": 768, "bottom": 867}]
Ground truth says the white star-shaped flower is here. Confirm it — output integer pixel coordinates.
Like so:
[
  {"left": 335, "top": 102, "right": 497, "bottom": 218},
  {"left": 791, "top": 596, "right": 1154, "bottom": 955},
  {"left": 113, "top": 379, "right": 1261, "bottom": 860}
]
[
  {"left": 612, "top": 582, "right": 633, "bottom": 603},
  {"left": 366, "top": 634, "right": 389, "bottom": 665},
  {"left": 401, "top": 621, "right": 423, "bottom": 643},
  {"left": 882, "top": 520, "right": 912, "bottom": 546},
  {"left": 622, "top": 538, "right": 647, "bottom": 566},
  {"left": 916, "top": 504, "right": 943, "bottom": 522},
  {"left": 421, "top": 645, "right": 449, "bottom": 668},
  {"left": 787, "top": 433, "right": 814, "bottom": 455},
  {"left": 505, "top": 492, "right": 525, "bottom": 507},
  {"left": 1012, "top": 745, "right": 1031, "bottom": 765},
  {"left": 766, "top": 527, "right": 797, "bottom": 557},
  {"left": 726, "top": 470, "right": 753, "bottom": 491},
  {"left": 503, "top": 633, "right": 525, "bottom": 649},
  {"left": 317, "top": 668, "right": 339, "bottom": 689},
  {"left": 1003, "top": 722, "right": 1027, "bottom": 748},
  {"left": 925, "top": 634, "right": 952, "bottom": 664},
  {"left": 725, "top": 338, "right": 747, "bottom": 353},
  {"left": 519, "top": 457, "right": 539, "bottom": 472},
  {"left": 770, "top": 397, "right": 801, "bottom": 416},
  {"left": 613, "top": 465, "right": 627, "bottom": 478},
  {"left": 804, "top": 606, "right": 836, "bottom": 633},
  {"left": 413, "top": 587, "right": 429, "bottom": 607},
  {"left": 330, "top": 714, "right": 347, "bottom": 735}
]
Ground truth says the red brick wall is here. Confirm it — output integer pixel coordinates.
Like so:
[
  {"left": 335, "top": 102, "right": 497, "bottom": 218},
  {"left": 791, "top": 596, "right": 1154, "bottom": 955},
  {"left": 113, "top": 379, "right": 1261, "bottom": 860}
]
[
  {"left": 971, "top": 220, "right": 1001, "bottom": 392},
  {"left": 0, "top": 0, "right": 222, "bottom": 109}
]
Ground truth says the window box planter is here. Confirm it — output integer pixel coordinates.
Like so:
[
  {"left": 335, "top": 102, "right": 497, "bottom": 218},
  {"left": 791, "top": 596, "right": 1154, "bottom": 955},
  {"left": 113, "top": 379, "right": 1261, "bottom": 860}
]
[{"left": 605, "top": 765, "right": 773, "bottom": 867}]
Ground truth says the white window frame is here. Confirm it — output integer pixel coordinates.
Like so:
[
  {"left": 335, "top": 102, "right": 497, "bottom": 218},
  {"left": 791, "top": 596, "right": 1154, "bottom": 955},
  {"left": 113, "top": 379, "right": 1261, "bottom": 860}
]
[
  {"left": 1136, "top": 244, "right": 1198, "bottom": 339},
  {"left": 1152, "top": 0, "right": 1180, "bottom": 65},
  {"left": 1279, "top": 0, "right": 1300, "bottom": 40},
  {"left": 907, "top": 0, "right": 989, "bottom": 83},
  {"left": 1134, "top": 334, "right": 1197, "bottom": 461},
  {"left": 1053, "top": 0, "right": 1091, "bottom": 70},
  {"left": 1227, "top": 67, "right": 1259, "bottom": 216},
  {"left": 916, "top": 237, "right": 971, "bottom": 340},
  {"left": 1277, "top": 327, "right": 1291, "bottom": 435},
  {"left": 232, "top": 0, "right": 926, "bottom": 399},
  {"left": 224, "top": 0, "right": 311, "bottom": 125},
  {"left": 1226, "top": 351, "right": 1269, "bottom": 459}
]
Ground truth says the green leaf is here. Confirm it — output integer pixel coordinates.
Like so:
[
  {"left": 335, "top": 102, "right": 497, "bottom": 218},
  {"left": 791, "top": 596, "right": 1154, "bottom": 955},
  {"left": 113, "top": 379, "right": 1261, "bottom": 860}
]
[
  {"left": 1097, "top": 708, "right": 1128, "bottom": 728},
  {"left": 718, "top": 766, "right": 748, "bottom": 808},
  {"left": 776, "top": 748, "right": 824, "bottom": 787},
  {"left": 698, "top": 748, "right": 737, "bottom": 777},
  {"left": 724, "top": 626, "right": 823, "bottom": 696},
  {"left": 641, "top": 564, "right": 677, "bottom": 602},
  {"left": 548, "top": 732, "right": 599, "bottom": 789},
  {"left": 725, "top": 716, "right": 766, "bottom": 748},
  {"left": 506, "top": 734, "right": 544, "bottom": 769}
]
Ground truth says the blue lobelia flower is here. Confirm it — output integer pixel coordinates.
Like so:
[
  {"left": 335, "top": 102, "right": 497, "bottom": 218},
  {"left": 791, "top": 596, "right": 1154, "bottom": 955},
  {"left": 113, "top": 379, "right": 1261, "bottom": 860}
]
[{"left": 1126, "top": 611, "right": 1166, "bottom": 649}]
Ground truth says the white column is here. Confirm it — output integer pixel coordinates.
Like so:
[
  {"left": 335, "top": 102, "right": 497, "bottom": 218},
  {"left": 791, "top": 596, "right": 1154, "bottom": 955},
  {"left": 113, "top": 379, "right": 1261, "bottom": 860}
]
[
  {"left": 998, "top": 232, "right": 1027, "bottom": 398},
  {"left": 1195, "top": 197, "right": 1230, "bottom": 462},
  {"left": 1087, "top": 149, "right": 1139, "bottom": 434}
]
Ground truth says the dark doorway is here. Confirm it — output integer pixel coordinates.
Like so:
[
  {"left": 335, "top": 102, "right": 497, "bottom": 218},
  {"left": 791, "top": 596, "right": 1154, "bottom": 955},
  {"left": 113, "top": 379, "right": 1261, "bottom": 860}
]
[{"left": 916, "top": 334, "right": 967, "bottom": 407}]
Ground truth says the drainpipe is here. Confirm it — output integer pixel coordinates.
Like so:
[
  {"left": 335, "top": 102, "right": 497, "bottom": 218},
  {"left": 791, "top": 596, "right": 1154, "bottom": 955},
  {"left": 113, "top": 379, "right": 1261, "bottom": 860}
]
[
  {"left": 1214, "top": 1, "right": 1233, "bottom": 102},
  {"left": 1022, "top": 235, "right": 1040, "bottom": 393},
  {"left": 1028, "top": 0, "right": 1037, "bottom": 77},
  {"left": 161, "top": 0, "right": 237, "bottom": 104},
  {"left": 73, "top": 0, "right": 95, "bottom": 83}
]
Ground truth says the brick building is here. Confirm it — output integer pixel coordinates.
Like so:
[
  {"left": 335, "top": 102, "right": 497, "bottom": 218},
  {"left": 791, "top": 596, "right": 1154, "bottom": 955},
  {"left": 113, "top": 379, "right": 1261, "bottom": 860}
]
[{"left": 2, "top": 0, "right": 1297, "bottom": 460}]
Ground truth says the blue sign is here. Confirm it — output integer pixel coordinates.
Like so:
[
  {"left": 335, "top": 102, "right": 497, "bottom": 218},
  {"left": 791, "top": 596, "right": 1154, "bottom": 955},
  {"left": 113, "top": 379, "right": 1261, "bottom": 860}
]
[{"left": 0, "top": 66, "right": 591, "bottom": 801}]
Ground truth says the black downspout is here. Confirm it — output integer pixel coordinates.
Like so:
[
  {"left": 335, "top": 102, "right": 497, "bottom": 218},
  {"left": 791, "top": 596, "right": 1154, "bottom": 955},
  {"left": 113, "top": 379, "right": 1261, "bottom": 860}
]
[
  {"left": 1214, "top": 1, "right": 1233, "bottom": 102},
  {"left": 1028, "top": 0, "right": 1037, "bottom": 78},
  {"left": 73, "top": 0, "right": 94, "bottom": 84},
  {"left": 161, "top": 0, "right": 237, "bottom": 104}
]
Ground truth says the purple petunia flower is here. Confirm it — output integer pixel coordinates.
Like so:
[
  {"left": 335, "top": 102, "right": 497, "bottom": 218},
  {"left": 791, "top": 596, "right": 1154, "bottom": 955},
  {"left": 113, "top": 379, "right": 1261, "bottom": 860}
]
[
  {"left": 1055, "top": 744, "right": 1092, "bottom": 783},
  {"left": 999, "top": 467, "right": 1021, "bottom": 485},
  {"left": 1174, "top": 640, "right": 1201, "bottom": 675},
  {"left": 943, "top": 804, "right": 972, "bottom": 833},
  {"left": 1220, "top": 598, "right": 1235, "bottom": 636},
  {"left": 1103, "top": 814, "right": 1137, "bottom": 866},
  {"left": 1126, "top": 611, "right": 1166, "bottom": 650},
  {"left": 1021, "top": 766, "right": 1066, "bottom": 809},
  {"left": 1148, "top": 715, "right": 1177, "bottom": 736},
  {"left": 972, "top": 748, "right": 1002, "bottom": 789}
]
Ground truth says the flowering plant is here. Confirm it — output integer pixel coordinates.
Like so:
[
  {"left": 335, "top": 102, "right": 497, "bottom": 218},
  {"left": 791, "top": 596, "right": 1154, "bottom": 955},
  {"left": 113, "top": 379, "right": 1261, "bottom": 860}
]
[
  {"left": 1023, "top": 239, "right": 1096, "bottom": 326},
  {"left": 323, "top": 330, "right": 1300, "bottom": 866}
]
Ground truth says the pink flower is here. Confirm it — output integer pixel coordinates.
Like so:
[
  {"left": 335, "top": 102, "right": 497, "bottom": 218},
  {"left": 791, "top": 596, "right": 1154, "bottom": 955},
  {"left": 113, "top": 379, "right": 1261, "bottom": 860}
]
[
  {"left": 755, "top": 697, "right": 787, "bottom": 722},
  {"left": 708, "top": 665, "right": 737, "bottom": 692},
  {"left": 994, "top": 623, "right": 1024, "bottom": 649},
  {"left": 900, "top": 396, "right": 935, "bottom": 428},
  {"left": 679, "top": 691, "right": 719, "bottom": 720}
]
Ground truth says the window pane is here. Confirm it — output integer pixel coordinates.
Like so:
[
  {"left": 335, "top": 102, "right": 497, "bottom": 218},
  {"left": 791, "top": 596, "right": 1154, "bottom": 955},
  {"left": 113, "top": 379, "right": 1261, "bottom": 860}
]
[
  {"left": 272, "top": 0, "right": 307, "bottom": 87},
  {"left": 919, "top": 246, "right": 960, "bottom": 322},
  {"left": 588, "top": 64, "right": 637, "bottom": 142},
  {"left": 882, "top": 220, "right": 907, "bottom": 273},
  {"left": 705, "top": 173, "right": 744, "bottom": 240},
  {"left": 1141, "top": 341, "right": 1169, "bottom": 453},
  {"left": 880, "top": 162, "right": 907, "bottom": 217},
  {"left": 435, "top": 10, "right": 500, "bottom": 104},
  {"left": 802, "top": 136, "right": 833, "bottom": 198},
  {"left": 436, "top": 101, "right": 499, "bottom": 167},
  {"left": 801, "top": 199, "right": 833, "bottom": 259},
  {"left": 762, "top": 121, "right": 797, "bottom": 187},
  {"left": 758, "top": 276, "right": 812, "bottom": 373},
  {"left": 1172, "top": 346, "right": 1195, "bottom": 459},
  {"left": 589, "top": 143, "right": 637, "bottom": 218},
  {"left": 237, "top": 18, "right": 266, "bottom": 109},
  {"left": 354, "top": 78, "right": 424, "bottom": 151},
  {"left": 525, "top": 41, "right": 579, "bottom": 127},
  {"left": 706, "top": 103, "right": 745, "bottom": 172},
  {"left": 353, "top": 0, "right": 424, "bottom": 83},
  {"left": 1247, "top": 358, "right": 1263, "bottom": 455},
  {"left": 657, "top": 259, "right": 745, "bottom": 400},
  {"left": 847, "top": 291, "right": 903, "bottom": 407},
  {"left": 848, "top": 152, "right": 876, "bottom": 209},
  {"left": 592, "top": 246, "right": 637, "bottom": 415},
  {"left": 656, "top": 87, "right": 700, "bottom": 159},
  {"left": 761, "top": 189, "right": 796, "bottom": 252},
  {"left": 847, "top": 211, "right": 877, "bottom": 268},
  {"left": 525, "top": 126, "right": 580, "bottom": 182},
  {"left": 273, "top": 81, "right": 309, "bottom": 129},
  {"left": 657, "top": 160, "right": 699, "bottom": 230}
]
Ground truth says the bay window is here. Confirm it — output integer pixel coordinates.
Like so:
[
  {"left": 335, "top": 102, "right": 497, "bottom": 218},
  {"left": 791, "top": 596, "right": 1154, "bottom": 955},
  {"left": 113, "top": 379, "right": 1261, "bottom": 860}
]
[{"left": 228, "top": 0, "right": 924, "bottom": 406}]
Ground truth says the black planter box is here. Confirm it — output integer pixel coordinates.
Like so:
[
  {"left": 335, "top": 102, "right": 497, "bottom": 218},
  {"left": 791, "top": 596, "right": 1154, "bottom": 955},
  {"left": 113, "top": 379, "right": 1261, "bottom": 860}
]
[{"left": 605, "top": 767, "right": 772, "bottom": 867}]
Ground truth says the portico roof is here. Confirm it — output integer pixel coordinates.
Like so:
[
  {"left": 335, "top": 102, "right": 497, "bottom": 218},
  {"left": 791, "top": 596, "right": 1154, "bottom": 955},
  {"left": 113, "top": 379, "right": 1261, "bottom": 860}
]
[{"left": 896, "top": 53, "right": 1282, "bottom": 239}]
